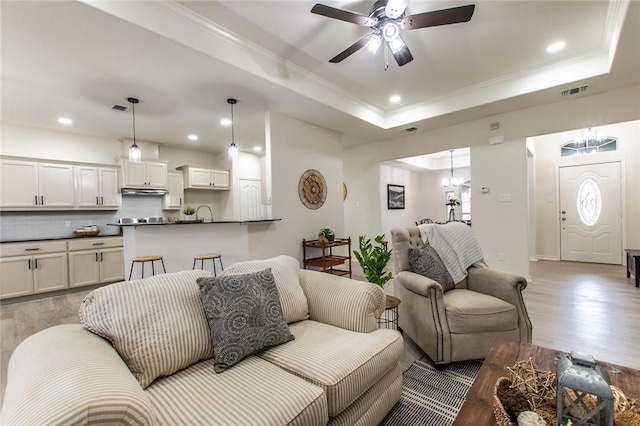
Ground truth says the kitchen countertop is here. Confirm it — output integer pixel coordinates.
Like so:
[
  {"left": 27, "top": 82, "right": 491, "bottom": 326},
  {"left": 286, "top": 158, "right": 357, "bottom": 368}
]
[
  {"left": 108, "top": 218, "right": 282, "bottom": 226},
  {"left": 1, "top": 234, "right": 123, "bottom": 244}
]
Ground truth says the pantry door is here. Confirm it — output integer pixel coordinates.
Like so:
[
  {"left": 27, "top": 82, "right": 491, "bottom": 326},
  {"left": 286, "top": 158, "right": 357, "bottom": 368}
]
[{"left": 559, "top": 162, "right": 622, "bottom": 264}]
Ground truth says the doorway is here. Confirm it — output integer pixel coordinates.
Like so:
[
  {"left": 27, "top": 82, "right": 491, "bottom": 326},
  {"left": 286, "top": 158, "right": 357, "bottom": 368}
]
[
  {"left": 559, "top": 161, "right": 622, "bottom": 264},
  {"left": 238, "top": 178, "right": 263, "bottom": 221}
]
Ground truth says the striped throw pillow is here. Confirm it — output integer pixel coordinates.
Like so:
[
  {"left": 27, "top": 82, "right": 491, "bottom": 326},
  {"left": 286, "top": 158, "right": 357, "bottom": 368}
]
[{"left": 79, "top": 270, "right": 215, "bottom": 389}]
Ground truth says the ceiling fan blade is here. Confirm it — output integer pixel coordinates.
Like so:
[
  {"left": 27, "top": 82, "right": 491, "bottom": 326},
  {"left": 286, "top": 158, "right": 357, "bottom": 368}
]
[
  {"left": 329, "top": 33, "right": 375, "bottom": 63},
  {"left": 401, "top": 4, "right": 475, "bottom": 30},
  {"left": 311, "top": 4, "right": 376, "bottom": 26},
  {"left": 390, "top": 36, "right": 413, "bottom": 67},
  {"left": 385, "top": 0, "right": 409, "bottom": 19}
]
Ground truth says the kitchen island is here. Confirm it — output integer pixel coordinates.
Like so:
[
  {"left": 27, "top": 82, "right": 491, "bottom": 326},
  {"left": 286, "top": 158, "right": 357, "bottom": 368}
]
[{"left": 109, "top": 219, "right": 281, "bottom": 279}]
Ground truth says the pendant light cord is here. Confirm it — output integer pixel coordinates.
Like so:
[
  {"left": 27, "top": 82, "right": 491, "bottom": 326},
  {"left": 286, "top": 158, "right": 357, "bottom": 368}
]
[{"left": 231, "top": 102, "right": 234, "bottom": 144}]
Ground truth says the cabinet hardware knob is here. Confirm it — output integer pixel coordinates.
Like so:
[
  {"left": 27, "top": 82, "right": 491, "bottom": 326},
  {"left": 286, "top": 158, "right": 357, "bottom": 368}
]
[
  {"left": 95, "top": 253, "right": 99, "bottom": 262},
  {"left": 100, "top": 252, "right": 104, "bottom": 261},
  {"left": 101, "top": 196, "right": 104, "bottom": 205},
  {"left": 41, "top": 195, "right": 44, "bottom": 205},
  {"left": 96, "top": 196, "right": 100, "bottom": 205},
  {"left": 34, "top": 259, "right": 38, "bottom": 269},
  {"left": 28, "top": 259, "right": 31, "bottom": 269},
  {"left": 25, "top": 248, "right": 40, "bottom": 251},
  {"left": 34, "top": 195, "right": 38, "bottom": 205},
  {"left": 92, "top": 242, "right": 105, "bottom": 246}
]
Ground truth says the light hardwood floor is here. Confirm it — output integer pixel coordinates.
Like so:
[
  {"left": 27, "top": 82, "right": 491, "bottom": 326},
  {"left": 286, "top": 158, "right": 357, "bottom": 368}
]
[{"left": 1, "top": 260, "right": 638, "bottom": 409}]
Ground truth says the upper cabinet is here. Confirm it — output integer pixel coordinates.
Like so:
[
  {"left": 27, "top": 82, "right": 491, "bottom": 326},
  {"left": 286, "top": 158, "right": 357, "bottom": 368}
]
[
  {"left": 164, "top": 172, "right": 184, "bottom": 210},
  {"left": 76, "top": 166, "right": 120, "bottom": 209},
  {"left": 1, "top": 159, "right": 75, "bottom": 209},
  {"left": 177, "top": 165, "right": 230, "bottom": 190},
  {"left": 120, "top": 160, "right": 167, "bottom": 189}
]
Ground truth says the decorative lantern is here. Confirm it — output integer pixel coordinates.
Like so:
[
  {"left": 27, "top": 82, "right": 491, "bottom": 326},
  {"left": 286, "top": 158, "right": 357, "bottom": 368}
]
[{"left": 556, "top": 352, "right": 614, "bottom": 426}]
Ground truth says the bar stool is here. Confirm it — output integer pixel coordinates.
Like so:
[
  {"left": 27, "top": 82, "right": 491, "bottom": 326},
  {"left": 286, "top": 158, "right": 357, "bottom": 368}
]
[
  {"left": 129, "top": 255, "right": 166, "bottom": 280},
  {"left": 192, "top": 253, "right": 224, "bottom": 276}
]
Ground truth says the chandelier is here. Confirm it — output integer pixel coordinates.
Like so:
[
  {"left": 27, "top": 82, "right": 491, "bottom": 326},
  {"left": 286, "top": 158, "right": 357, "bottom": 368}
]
[
  {"left": 562, "top": 127, "right": 617, "bottom": 156},
  {"left": 442, "top": 150, "right": 464, "bottom": 188}
]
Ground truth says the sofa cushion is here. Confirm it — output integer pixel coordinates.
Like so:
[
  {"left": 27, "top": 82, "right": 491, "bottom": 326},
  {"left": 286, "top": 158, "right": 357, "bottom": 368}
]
[
  {"left": 443, "top": 289, "right": 518, "bottom": 334},
  {"left": 79, "top": 270, "right": 214, "bottom": 389},
  {"left": 224, "top": 255, "right": 309, "bottom": 324},
  {"left": 198, "top": 269, "right": 295, "bottom": 373},
  {"left": 145, "top": 356, "right": 328, "bottom": 426},
  {"left": 408, "top": 243, "right": 456, "bottom": 292},
  {"left": 257, "top": 320, "right": 404, "bottom": 417},
  {"left": 0, "top": 325, "right": 157, "bottom": 426}
]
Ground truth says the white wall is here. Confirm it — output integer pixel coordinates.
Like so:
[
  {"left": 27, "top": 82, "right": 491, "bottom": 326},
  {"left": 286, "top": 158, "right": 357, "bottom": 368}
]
[
  {"left": 248, "top": 112, "right": 345, "bottom": 263},
  {"left": 471, "top": 140, "right": 530, "bottom": 276},
  {"left": 1, "top": 123, "right": 121, "bottom": 164},
  {"left": 379, "top": 165, "right": 424, "bottom": 239}
]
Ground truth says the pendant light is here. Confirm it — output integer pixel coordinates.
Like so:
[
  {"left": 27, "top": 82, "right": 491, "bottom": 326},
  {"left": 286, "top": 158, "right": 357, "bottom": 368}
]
[
  {"left": 227, "top": 98, "right": 239, "bottom": 160},
  {"left": 442, "top": 149, "right": 463, "bottom": 187},
  {"left": 127, "top": 97, "right": 141, "bottom": 162}
]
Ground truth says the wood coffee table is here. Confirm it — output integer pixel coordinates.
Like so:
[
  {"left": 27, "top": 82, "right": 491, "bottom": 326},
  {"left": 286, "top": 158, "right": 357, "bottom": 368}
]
[{"left": 453, "top": 340, "right": 640, "bottom": 425}]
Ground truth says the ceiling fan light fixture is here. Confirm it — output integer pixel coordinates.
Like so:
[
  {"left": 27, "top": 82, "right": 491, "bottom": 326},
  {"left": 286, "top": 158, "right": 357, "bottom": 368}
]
[
  {"left": 366, "top": 34, "right": 382, "bottom": 53},
  {"left": 388, "top": 36, "right": 405, "bottom": 54},
  {"left": 382, "top": 22, "right": 400, "bottom": 41}
]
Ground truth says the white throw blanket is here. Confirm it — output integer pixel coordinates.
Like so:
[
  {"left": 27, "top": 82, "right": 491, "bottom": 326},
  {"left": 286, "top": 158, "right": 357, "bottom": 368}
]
[{"left": 418, "top": 222, "right": 486, "bottom": 283}]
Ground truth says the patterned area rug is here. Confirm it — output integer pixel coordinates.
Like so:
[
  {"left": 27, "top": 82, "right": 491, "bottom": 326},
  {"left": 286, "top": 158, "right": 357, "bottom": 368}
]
[{"left": 380, "top": 356, "right": 482, "bottom": 426}]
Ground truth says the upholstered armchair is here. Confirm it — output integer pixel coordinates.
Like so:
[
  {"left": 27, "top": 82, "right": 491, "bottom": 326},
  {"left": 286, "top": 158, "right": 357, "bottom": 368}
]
[{"left": 390, "top": 226, "right": 532, "bottom": 365}]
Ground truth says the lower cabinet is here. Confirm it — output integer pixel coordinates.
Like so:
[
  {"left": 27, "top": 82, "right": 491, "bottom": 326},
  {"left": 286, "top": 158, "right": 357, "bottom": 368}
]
[
  {"left": 68, "top": 238, "right": 124, "bottom": 288},
  {"left": 0, "top": 242, "right": 69, "bottom": 299},
  {"left": 0, "top": 237, "right": 124, "bottom": 300}
]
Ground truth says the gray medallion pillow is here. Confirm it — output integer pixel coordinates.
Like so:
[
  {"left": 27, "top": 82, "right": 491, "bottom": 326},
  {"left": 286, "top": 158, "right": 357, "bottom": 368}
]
[
  {"left": 197, "top": 268, "right": 295, "bottom": 373},
  {"left": 408, "top": 243, "right": 456, "bottom": 292}
]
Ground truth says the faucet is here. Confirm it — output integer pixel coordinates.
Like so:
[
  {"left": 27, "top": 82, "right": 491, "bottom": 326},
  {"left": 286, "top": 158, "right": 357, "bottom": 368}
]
[{"left": 196, "top": 205, "right": 213, "bottom": 222}]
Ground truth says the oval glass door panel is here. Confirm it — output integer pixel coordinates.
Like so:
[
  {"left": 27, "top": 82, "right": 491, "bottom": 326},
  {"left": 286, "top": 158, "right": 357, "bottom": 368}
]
[{"left": 576, "top": 178, "right": 602, "bottom": 226}]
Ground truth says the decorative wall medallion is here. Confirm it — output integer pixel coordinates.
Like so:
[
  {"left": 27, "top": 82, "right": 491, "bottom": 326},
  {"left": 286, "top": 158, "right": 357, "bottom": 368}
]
[{"left": 298, "top": 169, "right": 326, "bottom": 210}]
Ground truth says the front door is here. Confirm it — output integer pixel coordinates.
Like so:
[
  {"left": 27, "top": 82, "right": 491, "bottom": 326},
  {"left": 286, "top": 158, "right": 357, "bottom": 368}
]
[{"left": 559, "top": 162, "right": 622, "bottom": 264}]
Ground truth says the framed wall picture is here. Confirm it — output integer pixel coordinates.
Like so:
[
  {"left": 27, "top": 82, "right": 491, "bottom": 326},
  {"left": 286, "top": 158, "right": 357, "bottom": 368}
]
[{"left": 387, "top": 184, "right": 405, "bottom": 209}]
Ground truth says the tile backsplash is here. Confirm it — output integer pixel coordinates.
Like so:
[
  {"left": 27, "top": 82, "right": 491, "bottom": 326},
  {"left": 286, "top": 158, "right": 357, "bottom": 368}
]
[{"left": 0, "top": 196, "right": 172, "bottom": 242}]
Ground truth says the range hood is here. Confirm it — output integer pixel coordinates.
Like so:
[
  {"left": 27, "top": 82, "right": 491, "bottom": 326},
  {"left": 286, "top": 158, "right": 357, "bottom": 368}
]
[{"left": 121, "top": 188, "right": 168, "bottom": 196}]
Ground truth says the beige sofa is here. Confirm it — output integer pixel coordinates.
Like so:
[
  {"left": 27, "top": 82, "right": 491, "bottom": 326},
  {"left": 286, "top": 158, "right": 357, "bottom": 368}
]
[
  {"left": 1, "top": 256, "right": 403, "bottom": 425},
  {"left": 391, "top": 227, "right": 532, "bottom": 365}
]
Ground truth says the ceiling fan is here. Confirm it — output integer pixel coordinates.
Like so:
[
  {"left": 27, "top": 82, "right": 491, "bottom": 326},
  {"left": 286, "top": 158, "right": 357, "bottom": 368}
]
[{"left": 311, "top": 0, "right": 475, "bottom": 68}]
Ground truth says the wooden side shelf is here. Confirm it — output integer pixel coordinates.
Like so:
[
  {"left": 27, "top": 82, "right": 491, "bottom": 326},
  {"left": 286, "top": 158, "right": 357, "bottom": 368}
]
[{"left": 303, "top": 237, "right": 352, "bottom": 278}]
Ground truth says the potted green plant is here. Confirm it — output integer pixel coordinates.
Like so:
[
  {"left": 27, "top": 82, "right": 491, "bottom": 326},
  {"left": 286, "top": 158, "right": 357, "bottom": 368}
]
[
  {"left": 353, "top": 234, "right": 393, "bottom": 287},
  {"left": 182, "top": 206, "right": 196, "bottom": 221},
  {"left": 318, "top": 228, "right": 335, "bottom": 242}
]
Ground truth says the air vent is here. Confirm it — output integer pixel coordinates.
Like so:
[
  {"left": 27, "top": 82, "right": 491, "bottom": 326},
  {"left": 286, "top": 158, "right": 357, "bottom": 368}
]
[
  {"left": 561, "top": 85, "right": 589, "bottom": 96},
  {"left": 111, "top": 104, "right": 129, "bottom": 112},
  {"left": 402, "top": 127, "right": 418, "bottom": 132}
]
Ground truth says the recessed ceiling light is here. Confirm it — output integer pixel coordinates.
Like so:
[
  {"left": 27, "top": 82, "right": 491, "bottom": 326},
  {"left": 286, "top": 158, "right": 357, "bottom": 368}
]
[
  {"left": 253, "top": 146, "right": 262, "bottom": 152},
  {"left": 220, "top": 119, "right": 232, "bottom": 126},
  {"left": 188, "top": 134, "right": 198, "bottom": 141},
  {"left": 389, "top": 95, "right": 402, "bottom": 103},
  {"left": 58, "top": 117, "right": 73, "bottom": 125},
  {"left": 546, "top": 41, "right": 566, "bottom": 54}
]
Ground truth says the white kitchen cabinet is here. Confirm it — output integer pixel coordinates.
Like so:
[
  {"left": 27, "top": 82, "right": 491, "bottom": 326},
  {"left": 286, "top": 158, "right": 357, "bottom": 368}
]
[
  {"left": 0, "top": 241, "right": 69, "bottom": 299},
  {"left": 121, "top": 160, "right": 167, "bottom": 189},
  {"left": 177, "top": 165, "right": 230, "bottom": 190},
  {"left": 0, "top": 159, "right": 75, "bottom": 208},
  {"left": 68, "top": 237, "right": 124, "bottom": 288},
  {"left": 76, "top": 166, "right": 120, "bottom": 209},
  {"left": 164, "top": 172, "right": 184, "bottom": 210}
]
